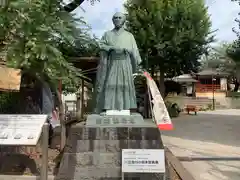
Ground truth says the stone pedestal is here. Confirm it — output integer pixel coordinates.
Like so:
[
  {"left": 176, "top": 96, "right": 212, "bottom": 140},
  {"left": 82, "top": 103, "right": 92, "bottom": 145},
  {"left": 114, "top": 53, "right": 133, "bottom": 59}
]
[{"left": 56, "top": 114, "right": 166, "bottom": 180}]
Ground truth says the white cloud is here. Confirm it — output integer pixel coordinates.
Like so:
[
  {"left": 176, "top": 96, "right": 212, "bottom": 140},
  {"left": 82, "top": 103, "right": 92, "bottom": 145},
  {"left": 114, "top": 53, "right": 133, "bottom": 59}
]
[
  {"left": 73, "top": 0, "right": 125, "bottom": 37},
  {"left": 206, "top": 0, "right": 238, "bottom": 42},
  {"left": 73, "top": 0, "right": 239, "bottom": 42}
]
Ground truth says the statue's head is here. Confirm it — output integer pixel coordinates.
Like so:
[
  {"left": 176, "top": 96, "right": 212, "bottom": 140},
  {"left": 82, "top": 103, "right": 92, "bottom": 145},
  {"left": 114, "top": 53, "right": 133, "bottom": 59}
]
[{"left": 112, "top": 12, "right": 126, "bottom": 29}]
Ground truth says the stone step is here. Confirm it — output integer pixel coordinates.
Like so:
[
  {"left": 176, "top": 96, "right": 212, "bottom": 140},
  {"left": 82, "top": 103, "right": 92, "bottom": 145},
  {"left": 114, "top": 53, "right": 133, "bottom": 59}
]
[{"left": 215, "top": 105, "right": 228, "bottom": 109}]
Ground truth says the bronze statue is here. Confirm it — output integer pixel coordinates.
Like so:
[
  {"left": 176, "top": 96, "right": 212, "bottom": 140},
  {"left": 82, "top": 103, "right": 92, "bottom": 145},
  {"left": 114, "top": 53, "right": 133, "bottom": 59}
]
[{"left": 93, "top": 12, "right": 142, "bottom": 114}]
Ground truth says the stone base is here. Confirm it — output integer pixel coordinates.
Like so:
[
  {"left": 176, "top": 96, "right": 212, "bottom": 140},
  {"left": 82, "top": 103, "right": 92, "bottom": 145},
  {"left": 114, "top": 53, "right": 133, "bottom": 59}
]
[{"left": 56, "top": 117, "right": 166, "bottom": 180}]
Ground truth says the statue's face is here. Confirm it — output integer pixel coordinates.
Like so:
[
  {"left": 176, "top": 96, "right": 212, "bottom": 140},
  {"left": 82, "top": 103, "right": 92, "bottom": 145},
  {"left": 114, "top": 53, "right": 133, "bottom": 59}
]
[{"left": 112, "top": 12, "right": 125, "bottom": 28}]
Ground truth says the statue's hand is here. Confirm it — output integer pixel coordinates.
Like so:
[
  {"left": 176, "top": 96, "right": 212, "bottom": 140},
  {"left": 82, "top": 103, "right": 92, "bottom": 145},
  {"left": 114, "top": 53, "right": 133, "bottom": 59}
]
[
  {"left": 116, "top": 47, "right": 124, "bottom": 54},
  {"left": 110, "top": 47, "right": 125, "bottom": 54}
]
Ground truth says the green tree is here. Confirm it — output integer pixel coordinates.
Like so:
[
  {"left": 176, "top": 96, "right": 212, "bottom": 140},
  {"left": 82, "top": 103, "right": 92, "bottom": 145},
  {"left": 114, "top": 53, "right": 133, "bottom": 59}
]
[
  {"left": 124, "top": 0, "right": 213, "bottom": 95},
  {"left": 225, "top": 0, "right": 240, "bottom": 91},
  {"left": 0, "top": 0, "right": 96, "bottom": 93},
  {"left": 226, "top": 42, "right": 240, "bottom": 91},
  {"left": 201, "top": 43, "right": 235, "bottom": 72},
  {"left": 200, "top": 43, "right": 237, "bottom": 91},
  {"left": 0, "top": 0, "right": 99, "bottom": 12}
]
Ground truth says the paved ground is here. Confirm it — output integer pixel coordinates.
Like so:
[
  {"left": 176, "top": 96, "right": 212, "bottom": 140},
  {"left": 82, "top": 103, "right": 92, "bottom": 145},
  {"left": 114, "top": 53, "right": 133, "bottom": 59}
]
[{"left": 162, "top": 109, "right": 240, "bottom": 180}]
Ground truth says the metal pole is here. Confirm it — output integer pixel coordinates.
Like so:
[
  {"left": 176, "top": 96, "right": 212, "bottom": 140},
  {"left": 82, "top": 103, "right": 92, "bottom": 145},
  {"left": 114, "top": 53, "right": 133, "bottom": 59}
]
[
  {"left": 41, "top": 123, "right": 49, "bottom": 180},
  {"left": 212, "top": 74, "right": 215, "bottom": 110},
  {"left": 81, "top": 79, "right": 85, "bottom": 119}
]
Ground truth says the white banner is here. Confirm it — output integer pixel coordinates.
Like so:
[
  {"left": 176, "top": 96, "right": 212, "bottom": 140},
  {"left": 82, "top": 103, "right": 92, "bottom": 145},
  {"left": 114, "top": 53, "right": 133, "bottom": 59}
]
[{"left": 143, "top": 71, "right": 173, "bottom": 130}]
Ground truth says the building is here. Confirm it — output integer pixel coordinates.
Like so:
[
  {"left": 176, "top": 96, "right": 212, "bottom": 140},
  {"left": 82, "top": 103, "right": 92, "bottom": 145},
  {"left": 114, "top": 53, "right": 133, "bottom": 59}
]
[
  {"left": 172, "top": 74, "right": 198, "bottom": 96},
  {"left": 195, "top": 69, "right": 228, "bottom": 98}
]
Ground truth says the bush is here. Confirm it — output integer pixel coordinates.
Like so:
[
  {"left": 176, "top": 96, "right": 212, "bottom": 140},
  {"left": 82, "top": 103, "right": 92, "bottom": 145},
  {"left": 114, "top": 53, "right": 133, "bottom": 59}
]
[
  {"left": 165, "top": 101, "right": 181, "bottom": 118},
  {"left": 0, "top": 92, "right": 20, "bottom": 113},
  {"left": 164, "top": 80, "right": 182, "bottom": 97}
]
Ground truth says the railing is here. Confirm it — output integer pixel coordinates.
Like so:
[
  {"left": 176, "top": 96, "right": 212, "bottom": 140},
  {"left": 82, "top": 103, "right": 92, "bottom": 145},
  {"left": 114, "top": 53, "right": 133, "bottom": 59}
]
[{"left": 196, "top": 84, "right": 221, "bottom": 92}]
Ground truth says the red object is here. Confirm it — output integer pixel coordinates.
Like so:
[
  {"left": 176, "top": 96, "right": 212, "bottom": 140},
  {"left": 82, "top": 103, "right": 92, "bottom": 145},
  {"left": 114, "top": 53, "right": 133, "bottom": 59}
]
[
  {"left": 52, "top": 110, "right": 58, "bottom": 121},
  {"left": 157, "top": 123, "right": 173, "bottom": 130}
]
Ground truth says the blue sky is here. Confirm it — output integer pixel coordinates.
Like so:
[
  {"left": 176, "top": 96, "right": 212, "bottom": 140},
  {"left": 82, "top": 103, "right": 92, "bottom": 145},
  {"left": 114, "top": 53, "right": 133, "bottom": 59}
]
[{"left": 73, "top": 0, "right": 239, "bottom": 43}]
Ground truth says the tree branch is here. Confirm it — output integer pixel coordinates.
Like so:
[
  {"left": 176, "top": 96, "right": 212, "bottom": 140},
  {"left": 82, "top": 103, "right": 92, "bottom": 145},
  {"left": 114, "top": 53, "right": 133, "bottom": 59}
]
[{"left": 64, "top": 0, "right": 85, "bottom": 12}]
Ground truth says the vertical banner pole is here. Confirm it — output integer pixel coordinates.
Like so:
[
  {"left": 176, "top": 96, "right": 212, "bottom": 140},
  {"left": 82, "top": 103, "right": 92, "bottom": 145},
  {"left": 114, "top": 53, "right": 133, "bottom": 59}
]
[
  {"left": 146, "top": 79, "right": 156, "bottom": 124},
  {"left": 58, "top": 80, "right": 66, "bottom": 150}
]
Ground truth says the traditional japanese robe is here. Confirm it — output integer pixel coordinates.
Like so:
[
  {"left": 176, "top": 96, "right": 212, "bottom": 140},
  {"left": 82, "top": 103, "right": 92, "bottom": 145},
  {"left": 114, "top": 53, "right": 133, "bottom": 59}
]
[{"left": 93, "top": 28, "right": 142, "bottom": 113}]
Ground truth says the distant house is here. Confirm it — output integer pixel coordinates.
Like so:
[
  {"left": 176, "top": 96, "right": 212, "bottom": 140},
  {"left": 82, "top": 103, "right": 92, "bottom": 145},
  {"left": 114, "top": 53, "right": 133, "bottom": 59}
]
[
  {"left": 171, "top": 69, "right": 229, "bottom": 98},
  {"left": 172, "top": 74, "right": 198, "bottom": 96},
  {"left": 195, "top": 69, "right": 228, "bottom": 98}
]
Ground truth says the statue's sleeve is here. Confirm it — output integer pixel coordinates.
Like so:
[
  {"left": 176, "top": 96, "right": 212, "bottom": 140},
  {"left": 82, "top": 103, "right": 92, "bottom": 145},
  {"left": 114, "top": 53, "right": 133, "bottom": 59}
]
[
  {"left": 93, "top": 33, "right": 109, "bottom": 113},
  {"left": 130, "top": 34, "right": 142, "bottom": 73},
  {"left": 95, "top": 32, "right": 109, "bottom": 91},
  {"left": 99, "top": 32, "right": 113, "bottom": 52}
]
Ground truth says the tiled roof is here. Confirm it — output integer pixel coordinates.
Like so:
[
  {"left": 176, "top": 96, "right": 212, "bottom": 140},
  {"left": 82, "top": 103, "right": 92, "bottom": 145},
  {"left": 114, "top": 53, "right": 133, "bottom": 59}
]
[{"left": 197, "top": 69, "right": 229, "bottom": 76}]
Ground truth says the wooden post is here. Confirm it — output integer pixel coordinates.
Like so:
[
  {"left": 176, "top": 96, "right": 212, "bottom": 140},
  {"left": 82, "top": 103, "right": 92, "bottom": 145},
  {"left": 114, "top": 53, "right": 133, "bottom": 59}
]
[
  {"left": 81, "top": 79, "right": 85, "bottom": 119},
  {"left": 58, "top": 80, "right": 66, "bottom": 150},
  {"left": 76, "top": 91, "right": 80, "bottom": 112},
  {"left": 41, "top": 123, "right": 49, "bottom": 180},
  {"left": 60, "top": 113, "right": 66, "bottom": 150}
]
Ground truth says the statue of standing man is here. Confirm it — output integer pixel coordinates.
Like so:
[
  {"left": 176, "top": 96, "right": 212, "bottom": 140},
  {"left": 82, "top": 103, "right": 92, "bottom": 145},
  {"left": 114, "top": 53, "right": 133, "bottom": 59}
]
[{"left": 93, "top": 12, "right": 142, "bottom": 114}]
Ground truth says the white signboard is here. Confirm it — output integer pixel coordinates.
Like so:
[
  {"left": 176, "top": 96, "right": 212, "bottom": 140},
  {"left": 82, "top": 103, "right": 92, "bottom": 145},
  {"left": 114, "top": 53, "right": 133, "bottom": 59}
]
[
  {"left": 0, "top": 114, "right": 47, "bottom": 145},
  {"left": 122, "top": 149, "right": 165, "bottom": 173}
]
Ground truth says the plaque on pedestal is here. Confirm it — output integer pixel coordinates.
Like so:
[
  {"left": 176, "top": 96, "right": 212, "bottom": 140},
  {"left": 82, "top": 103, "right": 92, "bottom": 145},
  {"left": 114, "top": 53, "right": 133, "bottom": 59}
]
[{"left": 85, "top": 113, "right": 145, "bottom": 128}]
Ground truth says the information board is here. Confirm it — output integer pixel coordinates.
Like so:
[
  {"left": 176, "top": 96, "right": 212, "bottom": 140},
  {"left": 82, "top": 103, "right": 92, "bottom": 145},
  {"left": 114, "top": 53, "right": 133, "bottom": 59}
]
[
  {"left": 0, "top": 114, "right": 47, "bottom": 145},
  {"left": 122, "top": 149, "right": 165, "bottom": 173}
]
